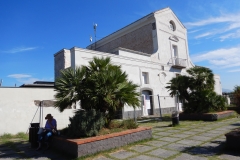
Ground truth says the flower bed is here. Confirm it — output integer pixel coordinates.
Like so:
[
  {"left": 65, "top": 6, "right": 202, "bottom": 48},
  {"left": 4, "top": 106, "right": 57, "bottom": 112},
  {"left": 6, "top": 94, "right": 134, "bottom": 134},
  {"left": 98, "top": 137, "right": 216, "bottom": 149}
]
[
  {"left": 51, "top": 127, "right": 152, "bottom": 158},
  {"left": 179, "top": 110, "right": 235, "bottom": 121}
]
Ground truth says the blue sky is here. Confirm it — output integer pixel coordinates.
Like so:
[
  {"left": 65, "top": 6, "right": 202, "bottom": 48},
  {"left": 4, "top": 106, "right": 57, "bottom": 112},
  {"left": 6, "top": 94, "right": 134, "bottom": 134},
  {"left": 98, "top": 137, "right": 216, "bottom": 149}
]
[{"left": 0, "top": 0, "right": 240, "bottom": 91}]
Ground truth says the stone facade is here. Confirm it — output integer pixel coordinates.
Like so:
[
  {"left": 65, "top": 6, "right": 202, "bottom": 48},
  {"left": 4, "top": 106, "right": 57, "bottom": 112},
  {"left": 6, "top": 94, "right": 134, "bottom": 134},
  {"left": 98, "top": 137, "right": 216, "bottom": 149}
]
[
  {"left": 54, "top": 49, "right": 71, "bottom": 78},
  {"left": 93, "top": 23, "right": 154, "bottom": 54}
]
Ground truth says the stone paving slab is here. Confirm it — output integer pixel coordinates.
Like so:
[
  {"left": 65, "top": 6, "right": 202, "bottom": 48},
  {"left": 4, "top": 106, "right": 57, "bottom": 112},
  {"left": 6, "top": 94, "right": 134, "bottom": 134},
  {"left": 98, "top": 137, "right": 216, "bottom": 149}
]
[
  {"left": 148, "top": 148, "right": 178, "bottom": 158},
  {"left": 163, "top": 143, "right": 191, "bottom": 151},
  {"left": 218, "top": 151, "right": 240, "bottom": 160},
  {"left": 198, "top": 132, "right": 220, "bottom": 138},
  {"left": 144, "top": 140, "right": 168, "bottom": 147},
  {"left": 177, "top": 139, "right": 203, "bottom": 146},
  {"left": 164, "top": 129, "right": 181, "bottom": 133},
  {"left": 159, "top": 137, "right": 181, "bottom": 142},
  {"left": 181, "top": 131, "right": 200, "bottom": 135},
  {"left": 152, "top": 135, "right": 162, "bottom": 139},
  {"left": 129, "top": 155, "right": 163, "bottom": 160},
  {"left": 188, "top": 135, "right": 213, "bottom": 141},
  {"left": 170, "top": 133, "right": 191, "bottom": 138},
  {"left": 93, "top": 156, "right": 113, "bottom": 160},
  {"left": 130, "top": 145, "right": 155, "bottom": 153},
  {"left": 109, "top": 150, "right": 136, "bottom": 159},
  {"left": 190, "top": 129, "right": 206, "bottom": 132},
  {"left": 154, "top": 132, "right": 171, "bottom": 136},
  {"left": 173, "top": 153, "right": 208, "bottom": 160},
  {"left": 0, "top": 150, "right": 21, "bottom": 158},
  {"left": 152, "top": 128, "right": 168, "bottom": 132},
  {"left": 188, "top": 145, "right": 220, "bottom": 156}
]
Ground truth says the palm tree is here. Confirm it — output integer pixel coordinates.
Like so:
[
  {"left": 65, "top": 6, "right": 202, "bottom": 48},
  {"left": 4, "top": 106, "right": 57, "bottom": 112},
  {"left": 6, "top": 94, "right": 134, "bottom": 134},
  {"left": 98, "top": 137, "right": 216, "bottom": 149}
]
[
  {"left": 187, "top": 66, "right": 215, "bottom": 92},
  {"left": 54, "top": 67, "right": 86, "bottom": 112},
  {"left": 54, "top": 56, "right": 140, "bottom": 124},
  {"left": 166, "top": 66, "right": 226, "bottom": 113}
]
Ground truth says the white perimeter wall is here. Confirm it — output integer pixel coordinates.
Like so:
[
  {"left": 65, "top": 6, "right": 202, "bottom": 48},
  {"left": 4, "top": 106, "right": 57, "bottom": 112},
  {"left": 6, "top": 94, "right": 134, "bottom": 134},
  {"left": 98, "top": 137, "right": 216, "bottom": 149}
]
[{"left": 0, "top": 87, "right": 76, "bottom": 135}]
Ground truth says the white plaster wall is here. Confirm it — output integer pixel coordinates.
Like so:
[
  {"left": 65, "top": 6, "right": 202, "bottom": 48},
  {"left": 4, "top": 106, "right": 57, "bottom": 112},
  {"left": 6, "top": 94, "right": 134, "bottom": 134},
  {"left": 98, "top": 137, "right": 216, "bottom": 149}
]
[
  {"left": 214, "top": 75, "right": 222, "bottom": 95},
  {"left": 0, "top": 88, "right": 75, "bottom": 135},
  {"left": 68, "top": 48, "right": 179, "bottom": 113},
  {"left": 155, "top": 11, "right": 189, "bottom": 68}
]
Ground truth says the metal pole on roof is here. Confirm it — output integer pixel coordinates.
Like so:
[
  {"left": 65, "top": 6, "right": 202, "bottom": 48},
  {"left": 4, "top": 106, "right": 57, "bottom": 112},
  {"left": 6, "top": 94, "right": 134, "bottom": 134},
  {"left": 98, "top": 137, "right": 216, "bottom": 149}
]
[{"left": 93, "top": 23, "right": 97, "bottom": 50}]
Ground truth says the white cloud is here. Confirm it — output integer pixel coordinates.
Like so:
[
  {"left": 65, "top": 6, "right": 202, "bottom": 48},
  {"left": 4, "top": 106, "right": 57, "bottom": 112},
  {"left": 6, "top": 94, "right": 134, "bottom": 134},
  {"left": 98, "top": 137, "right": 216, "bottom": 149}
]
[
  {"left": 188, "top": 29, "right": 202, "bottom": 34},
  {"left": 18, "top": 78, "right": 40, "bottom": 84},
  {"left": 191, "top": 46, "right": 240, "bottom": 68},
  {"left": 7, "top": 74, "right": 52, "bottom": 85},
  {"left": 8, "top": 74, "right": 32, "bottom": 79},
  {"left": 184, "top": 12, "right": 240, "bottom": 40},
  {"left": 184, "top": 13, "right": 240, "bottom": 28},
  {"left": 195, "top": 32, "right": 212, "bottom": 39},
  {"left": 220, "top": 29, "right": 240, "bottom": 41},
  {"left": 228, "top": 69, "right": 240, "bottom": 72},
  {"left": 2, "top": 47, "right": 37, "bottom": 54}
]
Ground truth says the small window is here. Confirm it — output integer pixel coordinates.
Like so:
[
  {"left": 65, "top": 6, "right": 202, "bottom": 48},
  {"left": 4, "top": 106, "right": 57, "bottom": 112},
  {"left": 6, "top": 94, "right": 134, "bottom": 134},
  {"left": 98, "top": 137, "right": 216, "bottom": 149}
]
[
  {"left": 176, "top": 73, "right": 180, "bottom": 77},
  {"left": 161, "top": 66, "right": 164, "bottom": 70},
  {"left": 142, "top": 72, "right": 149, "bottom": 84},
  {"left": 169, "top": 20, "right": 176, "bottom": 31},
  {"left": 152, "top": 22, "right": 156, "bottom": 30}
]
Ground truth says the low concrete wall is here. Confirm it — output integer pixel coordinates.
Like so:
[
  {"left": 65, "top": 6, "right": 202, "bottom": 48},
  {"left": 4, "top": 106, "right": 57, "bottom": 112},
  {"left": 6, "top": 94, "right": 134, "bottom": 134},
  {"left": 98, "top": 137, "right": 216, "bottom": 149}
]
[
  {"left": 0, "top": 87, "right": 76, "bottom": 135},
  {"left": 52, "top": 127, "right": 152, "bottom": 158},
  {"left": 179, "top": 110, "right": 235, "bottom": 121}
]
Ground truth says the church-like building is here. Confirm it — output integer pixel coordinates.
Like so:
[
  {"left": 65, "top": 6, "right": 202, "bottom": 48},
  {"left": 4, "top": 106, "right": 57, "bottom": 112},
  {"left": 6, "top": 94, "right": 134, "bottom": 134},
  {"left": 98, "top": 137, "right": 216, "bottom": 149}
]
[{"left": 54, "top": 7, "right": 222, "bottom": 119}]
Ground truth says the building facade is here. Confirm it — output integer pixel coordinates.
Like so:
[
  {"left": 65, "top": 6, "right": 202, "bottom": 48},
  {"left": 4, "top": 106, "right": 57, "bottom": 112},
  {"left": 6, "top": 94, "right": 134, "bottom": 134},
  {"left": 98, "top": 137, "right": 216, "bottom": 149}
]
[{"left": 54, "top": 8, "right": 222, "bottom": 119}]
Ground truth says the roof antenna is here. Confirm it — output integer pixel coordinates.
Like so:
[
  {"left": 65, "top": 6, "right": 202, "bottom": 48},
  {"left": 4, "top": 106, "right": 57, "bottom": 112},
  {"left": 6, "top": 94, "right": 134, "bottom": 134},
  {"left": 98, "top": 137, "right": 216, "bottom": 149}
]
[{"left": 93, "top": 23, "right": 97, "bottom": 50}]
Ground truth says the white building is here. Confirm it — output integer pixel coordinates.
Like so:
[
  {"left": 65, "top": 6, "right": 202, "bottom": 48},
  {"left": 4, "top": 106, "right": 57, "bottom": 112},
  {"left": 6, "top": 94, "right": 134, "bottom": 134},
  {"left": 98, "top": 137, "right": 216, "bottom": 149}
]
[
  {"left": 54, "top": 7, "right": 222, "bottom": 119},
  {"left": 0, "top": 7, "right": 223, "bottom": 134}
]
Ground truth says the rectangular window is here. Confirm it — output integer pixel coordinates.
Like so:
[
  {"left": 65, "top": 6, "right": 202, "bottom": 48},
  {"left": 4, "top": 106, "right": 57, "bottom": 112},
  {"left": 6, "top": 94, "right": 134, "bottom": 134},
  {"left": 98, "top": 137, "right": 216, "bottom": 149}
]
[
  {"left": 172, "top": 45, "right": 178, "bottom": 58},
  {"left": 142, "top": 72, "right": 149, "bottom": 84}
]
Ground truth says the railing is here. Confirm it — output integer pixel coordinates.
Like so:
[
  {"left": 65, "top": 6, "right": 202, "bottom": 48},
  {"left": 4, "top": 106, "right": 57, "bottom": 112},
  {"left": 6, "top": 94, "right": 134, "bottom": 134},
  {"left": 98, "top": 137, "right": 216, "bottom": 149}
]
[{"left": 171, "top": 57, "right": 187, "bottom": 68}]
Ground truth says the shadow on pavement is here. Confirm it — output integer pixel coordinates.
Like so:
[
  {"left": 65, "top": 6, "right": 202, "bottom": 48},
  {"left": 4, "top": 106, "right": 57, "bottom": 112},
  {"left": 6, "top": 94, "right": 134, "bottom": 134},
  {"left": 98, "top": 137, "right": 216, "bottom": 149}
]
[
  {"left": 0, "top": 140, "right": 72, "bottom": 160},
  {"left": 182, "top": 139, "right": 240, "bottom": 159}
]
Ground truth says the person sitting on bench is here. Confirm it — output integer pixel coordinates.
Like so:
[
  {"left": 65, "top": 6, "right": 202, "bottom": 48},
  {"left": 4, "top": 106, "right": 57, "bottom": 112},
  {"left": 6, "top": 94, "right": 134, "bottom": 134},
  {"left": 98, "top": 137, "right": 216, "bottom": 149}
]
[{"left": 36, "top": 114, "right": 57, "bottom": 150}]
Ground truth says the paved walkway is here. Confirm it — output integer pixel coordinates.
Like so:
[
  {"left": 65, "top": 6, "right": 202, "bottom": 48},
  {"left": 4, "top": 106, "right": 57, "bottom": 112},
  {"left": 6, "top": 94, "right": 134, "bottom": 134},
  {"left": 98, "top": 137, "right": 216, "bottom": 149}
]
[{"left": 1, "top": 118, "right": 240, "bottom": 160}]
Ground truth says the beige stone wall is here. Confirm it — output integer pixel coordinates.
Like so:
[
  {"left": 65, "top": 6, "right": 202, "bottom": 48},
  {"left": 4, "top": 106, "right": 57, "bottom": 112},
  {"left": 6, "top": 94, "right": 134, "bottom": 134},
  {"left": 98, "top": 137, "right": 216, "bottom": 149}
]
[
  {"left": 54, "top": 49, "right": 71, "bottom": 79},
  {"left": 96, "top": 23, "right": 154, "bottom": 54}
]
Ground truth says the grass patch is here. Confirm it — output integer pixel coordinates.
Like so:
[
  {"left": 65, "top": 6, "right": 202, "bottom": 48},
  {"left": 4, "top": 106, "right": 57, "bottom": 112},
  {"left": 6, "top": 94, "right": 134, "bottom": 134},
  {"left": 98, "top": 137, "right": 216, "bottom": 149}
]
[{"left": 0, "top": 132, "right": 28, "bottom": 145}]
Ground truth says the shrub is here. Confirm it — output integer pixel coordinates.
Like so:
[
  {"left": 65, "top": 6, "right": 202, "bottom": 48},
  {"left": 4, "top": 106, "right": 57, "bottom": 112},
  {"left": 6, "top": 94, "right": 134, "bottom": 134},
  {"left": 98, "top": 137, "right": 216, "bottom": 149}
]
[
  {"left": 233, "top": 85, "right": 240, "bottom": 107},
  {"left": 122, "top": 119, "right": 138, "bottom": 129},
  {"left": 67, "top": 109, "right": 105, "bottom": 138}
]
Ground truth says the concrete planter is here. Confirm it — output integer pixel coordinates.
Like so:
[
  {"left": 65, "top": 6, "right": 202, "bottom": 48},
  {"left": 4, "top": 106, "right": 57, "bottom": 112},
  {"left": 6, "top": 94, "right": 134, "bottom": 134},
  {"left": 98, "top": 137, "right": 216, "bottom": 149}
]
[
  {"left": 51, "top": 127, "right": 152, "bottom": 158},
  {"left": 225, "top": 130, "right": 240, "bottom": 150},
  {"left": 179, "top": 110, "right": 235, "bottom": 121}
]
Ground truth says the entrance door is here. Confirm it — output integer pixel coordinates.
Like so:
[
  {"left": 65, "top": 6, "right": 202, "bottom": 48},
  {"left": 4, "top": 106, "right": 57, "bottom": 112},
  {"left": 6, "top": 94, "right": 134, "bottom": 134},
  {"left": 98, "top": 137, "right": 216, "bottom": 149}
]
[{"left": 142, "top": 90, "right": 153, "bottom": 116}]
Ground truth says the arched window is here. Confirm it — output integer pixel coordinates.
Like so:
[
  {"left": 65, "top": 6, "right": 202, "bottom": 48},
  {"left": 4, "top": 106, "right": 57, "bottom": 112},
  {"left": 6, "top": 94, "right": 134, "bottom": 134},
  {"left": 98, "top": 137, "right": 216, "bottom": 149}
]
[{"left": 169, "top": 20, "right": 176, "bottom": 31}]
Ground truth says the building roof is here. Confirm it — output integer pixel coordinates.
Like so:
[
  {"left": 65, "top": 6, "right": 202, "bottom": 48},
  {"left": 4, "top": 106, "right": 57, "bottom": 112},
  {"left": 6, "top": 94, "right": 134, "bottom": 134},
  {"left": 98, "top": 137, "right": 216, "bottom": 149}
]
[{"left": 19, "top": 81, "right": 54, "bottom": 88}]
